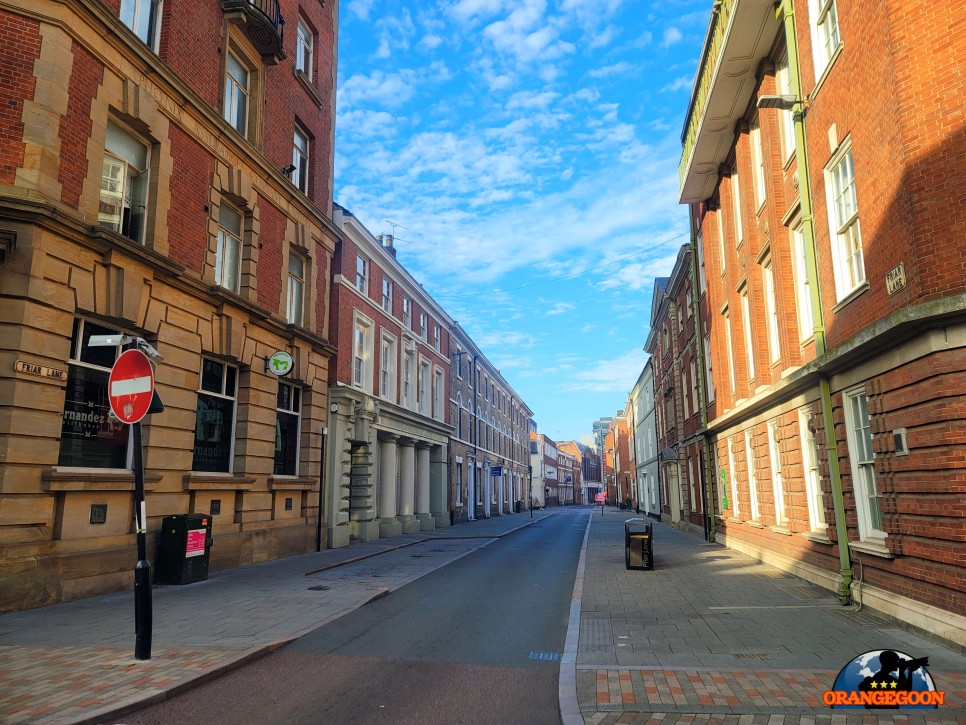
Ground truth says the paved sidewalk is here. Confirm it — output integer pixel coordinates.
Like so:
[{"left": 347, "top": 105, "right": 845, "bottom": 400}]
[
  {"left": 0, "top": 509, "right": 559, "bottom": 725},
  {"left": 563, "top": 508, "right": 966, "bottom": 725}
]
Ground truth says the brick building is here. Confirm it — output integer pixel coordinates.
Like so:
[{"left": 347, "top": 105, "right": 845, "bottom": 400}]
[
  {"left": 0, "top": 0, "right": 338, "bottom": 610},
  {"left": 529, "top": 432, "right": 558, "bottom": 507},
  {"left": 679, "top": 0, "right": 965, "bottom": 642},
  {"left": 645, "top": 252, "right": 709, "bottom": 535},
  {"left": 558, "top": 440, "right": 599, "bottom": 504},
  {"left": 556, "top": 448, "right": 579, "bottom": 505},
  {"left": 630, "top": 360, "right": 660, "bottom": 517},
  {"left": 325, "top": 208, "right": 452, "bottom": 547},
  {"left": 613, "top": 401, "right": 635, "bottom": 508},
  {"left": 449, "top": 324, "right": 532, "bottom": 521}
]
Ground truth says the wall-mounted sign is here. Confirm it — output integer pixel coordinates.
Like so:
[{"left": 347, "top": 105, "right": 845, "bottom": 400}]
[
  {"left": 266, "top": 351, "right": 294, "bottom": 377},
  {"left": 491, "top": 465, "right": 503, "bottom": 476},
  {"left": 886, "top": 263, "right": 907, "bottom": 296},
  {"left": 15, "top": 360, "right": 67, "bottom": 382}
]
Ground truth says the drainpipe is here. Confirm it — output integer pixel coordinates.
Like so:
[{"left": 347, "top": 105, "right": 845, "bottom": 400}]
[
  {"left": 779, "top": 0, "right": 852, "bottom": 604},
  {"left": 687, "top": 222, "right": 716, "bottom": 543}
]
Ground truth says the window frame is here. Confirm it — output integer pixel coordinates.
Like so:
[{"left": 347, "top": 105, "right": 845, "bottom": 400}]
[
  {"left": 352, "top": 314, "right": 374, "bottom": 392},
  {"left": 809, "top": 0, "right": 841, "bottom": 79},
  {"left": 380, "top": 332, "right": 397, "bottom": 402},
  {"left": 120, "top": 0, "right": 162, "bottom": 51},
  {"left": 762, "top": 256, "right": 780, "bottom": 363},
  {"left": 745, "top": 430, "right": 760, "bottom": 521},
  {"left": 767, "top": 419, "right": 786, "bottom": 526},
  {"left": 798, "top": 408, "right": 827, "bottom": 534},
  {"left": 776, "top": 52, "right": 796, "bottom": 162},
  {"left": 286, "top": 251, "right": 305, "bottom": 326},
  {"left": 215, "top": 202, "right": 244, "bottom": 293},
  {"left": 224, "top": 47, "right": 252, "bottom": 138},
  {"left": 292, "top": 126, "right": 309, "bottom": 194},
  {"left": 750, "top": 116, "right": 766, "bottom": 210},
  {"left": 731, "top": 165, "right": 744, "bottom": 246},
  {"left": 825, "top": 141, "right": 864, "bottom": 300},
  {"left": 843, "top": 386, "right": 885, "bottom": 542},
  {"left": 724, "top": 309, "right": 736, "bottom": 394},
  {"left": 791, "top": 223, "right": 815, "bottom": 341},
  {"left": 192, "top": 357, "right": 238, "bottom": 473},
  {"left": 99, "top": 119, "right": 151, "bottom": 245},
  {"left": 740, "top": 287, "right": 755, "bottom": 381},
  {"left": 381, "top": 278, "right": 393, "bottom": 313},
  {"left": 295, "top": 16, "right": 314, "bottom": 80},
  {"left": 728, "top": 436, "right": 739, "bottom": 516},
  {"left": 274, "top": 381, "right": 301, "bottom": 476},
  {"left": 402, "top": 297, "right": 412, "bottom": 328}
]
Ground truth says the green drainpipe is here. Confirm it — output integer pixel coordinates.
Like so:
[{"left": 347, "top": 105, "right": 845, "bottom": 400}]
[
  {"left": 687, "top": 220, "right": 716, "bottom": 543},
  {"left": 779, "top": 0, "right": 852, "bottom": 605}
]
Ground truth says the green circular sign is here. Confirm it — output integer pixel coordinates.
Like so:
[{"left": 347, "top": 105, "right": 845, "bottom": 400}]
[{"left": 268, "top": 351, "right": 294, "bottom": 377}]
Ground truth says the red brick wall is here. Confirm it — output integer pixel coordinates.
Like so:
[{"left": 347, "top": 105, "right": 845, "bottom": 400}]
[
  {"left": 0, "top": 12, "right": 40, "bottom": 185},
  {"left": 255, "top": 194, "right": 284, "bottom": 311},
  {"left": 156, "top": 0, "right": 223, "bottom": 108},
  {"left": 166, "top": 124, "right": 214, "bottom": 272},
  {"left": 58, "top": 42, "right": 102, "bottom": 208}
]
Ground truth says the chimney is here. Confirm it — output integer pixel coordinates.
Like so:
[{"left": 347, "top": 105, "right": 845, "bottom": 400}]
[{"left": 384, "top": 233, "right": 396, "bottom": 258}]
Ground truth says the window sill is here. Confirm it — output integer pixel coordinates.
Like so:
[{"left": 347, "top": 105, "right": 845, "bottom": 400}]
[
  {"left": 769, "top": 525, "right": 792, "bottom": 536},
  {"left": 294, "top": 69, "right": 324, "bottom": 108},
  {"left": 728, "top": 517, "right": 743, "bottom": 524},
  {"left": 746, "top": 519, "right": 765, "bottom": 528},
  {"left": 848, "top": 538, "right": 894, "bottom": 559},
  {"left": 183, "top": 473, "right": 257, "bottom": 490},
  {"left": 268, "top": 476, "right": 316, "bottom": 490},
  {"left": 831, "top": 280, "right": 870, "bottom": 313},
  {"left": 802, "top": 530, "right": 832, "bottom": 545},
  {"left": 44, "top": 467, "right": 162, "bottom": 491}
]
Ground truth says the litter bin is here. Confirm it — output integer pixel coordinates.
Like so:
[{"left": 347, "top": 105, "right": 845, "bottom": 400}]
[
  {"left": 515, "top": 500, "right": 522, "bottom": 513},
  {"left": 156, "top": 514, "right": 213, "bottom": 584},
  {"left": 624, "top": 518, "right": 653, "bottom": 570}
]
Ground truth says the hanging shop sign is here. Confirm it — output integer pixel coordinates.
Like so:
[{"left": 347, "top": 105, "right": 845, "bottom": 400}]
[{"left": 266, "top": 351, "right": 294, "bottom": 377}]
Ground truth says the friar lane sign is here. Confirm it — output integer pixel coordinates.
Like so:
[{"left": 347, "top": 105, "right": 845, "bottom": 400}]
[{"left": 15, "top": 360, "right": 68, "bottom": 381}]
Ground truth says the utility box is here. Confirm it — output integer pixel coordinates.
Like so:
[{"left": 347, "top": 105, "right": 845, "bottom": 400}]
[
  {"left": 624, "top": 518, "right": 653, "bottom": 571},
  {"left": 156, "top": 514, "right": 213, "bottom": 584}
]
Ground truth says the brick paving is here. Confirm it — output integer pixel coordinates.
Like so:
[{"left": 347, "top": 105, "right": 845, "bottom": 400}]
[{"left": 567, "top": 509, "right": 966, "bottom": 725}]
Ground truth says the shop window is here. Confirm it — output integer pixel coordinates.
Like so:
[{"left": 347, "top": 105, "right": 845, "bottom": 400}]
[{"left": 192, "top": 358, "right": 238, "bottom": 472}]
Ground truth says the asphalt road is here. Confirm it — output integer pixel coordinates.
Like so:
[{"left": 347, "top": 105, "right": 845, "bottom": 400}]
[{"left": 123, "top": 509, "right": 589, "bottom": 725}]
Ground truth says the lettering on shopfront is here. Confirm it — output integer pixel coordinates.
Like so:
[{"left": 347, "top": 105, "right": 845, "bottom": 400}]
[{"left": 15, "top": 360, "right": 68, "bottom": 382}]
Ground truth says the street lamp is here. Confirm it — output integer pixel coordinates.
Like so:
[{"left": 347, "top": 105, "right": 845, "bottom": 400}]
[{"left": 756, "top": 94, "right": 799, "bottom": 110}]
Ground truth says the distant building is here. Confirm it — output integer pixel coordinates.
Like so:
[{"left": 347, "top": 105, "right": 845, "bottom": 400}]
[
  {"left": 558, "top": 440, "right": 600, "bottom": 504},
  {"left": 529, "top": 432, "right": 558, "bottom": 507},
  {"left": 630, "top": 361, "right": 660, "bottom": 517}
]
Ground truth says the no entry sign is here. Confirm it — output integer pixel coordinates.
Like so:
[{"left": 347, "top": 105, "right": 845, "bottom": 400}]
[
  {"left": 595, "top": 492, "right": 606, "bottom": 503},
  {"left": 109, "top": 349, "right": 155, "bottom": 424}
]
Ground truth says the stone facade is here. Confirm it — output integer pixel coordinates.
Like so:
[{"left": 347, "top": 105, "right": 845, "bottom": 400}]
[{"left": 0, "top": 0, "right": 339, "bottom": 610}]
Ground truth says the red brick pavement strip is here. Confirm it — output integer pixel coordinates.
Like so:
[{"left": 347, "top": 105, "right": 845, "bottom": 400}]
[
  {"left": 0, "top": 644, "right": 246, "bottom": 725},
  {"left": 579, "top": 668, "right": 966, "bottom": 720}
]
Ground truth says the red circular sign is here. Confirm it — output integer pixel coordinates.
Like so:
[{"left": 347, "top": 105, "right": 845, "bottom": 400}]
[{"left": 108, "top": 349, "right": 155, "bottom": 424}]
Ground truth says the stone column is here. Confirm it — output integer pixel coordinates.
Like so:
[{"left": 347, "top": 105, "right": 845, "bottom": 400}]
[
  {"left": 378, "top": 434, "right": 402, "bottom": 537},
  {"left": 398, "top": 438, "right": 420, "bottom": 533},
  {"left": 430, "top": 444, "right": 449, "bottom": 528},
  {"left": 415, "top": 442, "right": 434, "bottom": 531}
]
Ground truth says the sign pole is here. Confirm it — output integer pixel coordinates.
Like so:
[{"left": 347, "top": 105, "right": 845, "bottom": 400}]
[{"left": 132, "top": 417, "right": 152, "bottom": 660}]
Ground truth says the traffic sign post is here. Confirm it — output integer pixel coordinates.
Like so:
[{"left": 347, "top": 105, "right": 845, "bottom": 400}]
[{"left": 108, "top": 346, "right": 157, "bottom": 660}]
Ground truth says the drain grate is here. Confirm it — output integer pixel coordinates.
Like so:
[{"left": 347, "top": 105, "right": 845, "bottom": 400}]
[
  {"left": 529, "top": 651, "right": 562, "bottom": 661},
  {"left": 733, "top": 652, "right": 770, "bottom": 659}
]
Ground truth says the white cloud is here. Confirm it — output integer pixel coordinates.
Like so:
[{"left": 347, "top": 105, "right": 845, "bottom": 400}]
[
  {"left": 662, "top": 27, "right": 683, "bottom": 48},
  {"left": 545, "top": 302, "right": 576, "bottom": 316},
  {"left": 661, "top": 75, "right": 693, "bottom": 93},
  {"left": 347, "top": 0, "right": 375, "bottom": 21},
  {"left": 587, "top": 61, "right": 634, "bottom": 79},
  {"left": 419, "top": 34, "right": 444, "bottom": 51},
  {"left": 564, "top": 348, "right": 646, "bottom": 393}
]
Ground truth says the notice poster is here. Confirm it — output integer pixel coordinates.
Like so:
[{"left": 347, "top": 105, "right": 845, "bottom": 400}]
[{"left": 185, "top": 529, "right": 207, "bottom": 557}]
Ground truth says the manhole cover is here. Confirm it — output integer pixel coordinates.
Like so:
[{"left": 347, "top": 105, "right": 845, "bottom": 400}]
[{"left": 529, "top": 651, "right": 562, "bottom": 661}]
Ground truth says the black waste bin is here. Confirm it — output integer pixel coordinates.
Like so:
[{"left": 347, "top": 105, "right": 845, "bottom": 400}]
[
  {"left": 156, "top": 514, "right": 213, "bottom": 584},
  {"left": 624, "top": 518, "right": 653, "bottom": 570},
  {"left": 515, "top": 500, "right": 522, "bottom": 513}
]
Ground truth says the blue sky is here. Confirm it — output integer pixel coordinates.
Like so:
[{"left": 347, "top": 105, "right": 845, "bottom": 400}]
[{"left": 334, "top": 0, "right": 710, "bottom": 443}]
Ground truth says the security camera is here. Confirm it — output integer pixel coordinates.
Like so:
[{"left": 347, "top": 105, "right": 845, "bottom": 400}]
[
  {"left": 134, "top": 338, "right": 164, "bottom": 365},
  {"left": 88, "top": 334, "right": 131, "bottom": 347}
]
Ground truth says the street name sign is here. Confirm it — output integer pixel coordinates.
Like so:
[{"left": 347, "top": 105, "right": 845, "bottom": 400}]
[{"left": 108, "top": 349, "right": 155, "bottom": 424}]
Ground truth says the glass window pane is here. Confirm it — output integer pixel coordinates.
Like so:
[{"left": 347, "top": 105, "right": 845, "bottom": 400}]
[
  {"left": 219, "top": 204, "right": 242, "bottom": 235},
  {"left": 289, "top": 254, "right": 303, "bottom": 277},
  {"left": 77, "top": 321, "right": 121, "bottom": 368},
  {"left": 192, "top": 392, "right": 234, "bottom": 471},
  {"left": 274, "top": 411, "right": 299, "bottom": 475},
  {"left": 59, "top": 365, "right": 130, "bottom": 468},
  {"left": 106, "top": 121, "right": 147, "bottom": 169},
  {"left": 201, "top": 359, "right": 224, "bottom": 393}
]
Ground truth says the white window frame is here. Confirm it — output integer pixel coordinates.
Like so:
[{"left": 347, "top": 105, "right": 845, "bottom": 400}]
[
  {"left": 215, "top": 203, "right": 243, "bottom": 293},
  {"left": 296, "top": 17, "right": 313, "bottom": 80},
  {"left": 286, "top": 252, "right": 305, "bottom": 326},
  {"left": 825, "top": 141, "right": 864, "bottom": 300},
  {"left": 402, "top": 347, "right": 414, "bottom": 408},
  {"left": 352, "top": 314, "right": 373, "bottom": 392},
  {"left": 418, "top": 357, "right": 431, "bottom": 415},
  {"left": 809, "top": 0, "right": 841, "bottom": 79},
  {"left": 455, "top": 347, "right": 463, "bottom": 378},
  {"left": 750, "top": 117, "right": 766, "bottom": 210},
  {"left": 402, "top": 297, "right": 412, "bottom": 328},
  {"left": 791, "top": 224, "right": 815, "bottom": 341},
  {"left": 224, "top": 49, "right": 251, "bottom": 137},
  {"left": 695, "top": 227, "right": 707, "bottom": 293},
  {"left": 703, "top": 333, "right": 715, "bottom": 403},
  {"left": 292, "top": 127, "right": 309, "bottom": 194},
  {"left": 724, "top": 310, "right": 736, "bottom": 394},
  {"left": 419, "top": 313, "right": 427, "bottom": 341},
  {"left": 355, "top": 255, "right": 369, "bottom": 295},
  {"left": 433, "top": 367, "right": 444, "bottom": 420},
  {"left": 274, "top": 381, "right": 301, "bottom": 476},
  {"left": 381, "top": 278, "right": 392, "bottom": 313},
  {"left": 380, "top": 333, "right": 397, "bottom": 402},
  {"left": 776, "top": 52, "right": 796, "bottom": 162},
  {"left": 798, "top": 408, "right": 827, "bottom": 534},
  {"left": 740, "top": 288, "right": 755, "bottom": 381},
  {"left": 456, "top": 392, "right": 463, "bottom": 439},
  {"left": 728, "top": 436, "right": 739, "bottom": 516},
  {"left": 843, "top": 386, "right": 885, "bottom": 542},
  {"left": 456, "top": 461, "right": 463, "bottom": 505},
  {"left": 100, "top": 120, "right": 150, "bottom": 244},
  {"left": 768, "top": 420, "right": 786, "bottom": 525},
  {"left": 120, "top": 0, "right": 162, "bottom": 50},
  {"left": 762, "top": 257, "right": 780, "bottom": 363},
  {"left": 745, "top": 430, "right": 760, "bottom": 521},
  {"left": 433, "top": 324, "right": 441, "bottom": 352},
  {"left": 731, "top": 165, "right": 744, "bottom": 246},
  {"left": 690, "top": 358, "right": 699, "bottom": 414},
  {"left": 716, "top": 204, "right": 726, "bottom": 274}
]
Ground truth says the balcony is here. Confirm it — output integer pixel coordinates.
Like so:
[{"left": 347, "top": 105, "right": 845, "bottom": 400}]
[
  {"left": 678, "top": 0, "right": 780, "bottom": 203},
  {"left": 222, "top": 0, "right": 285, "bottom": 64}
]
